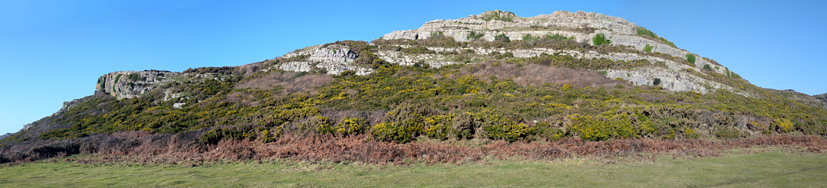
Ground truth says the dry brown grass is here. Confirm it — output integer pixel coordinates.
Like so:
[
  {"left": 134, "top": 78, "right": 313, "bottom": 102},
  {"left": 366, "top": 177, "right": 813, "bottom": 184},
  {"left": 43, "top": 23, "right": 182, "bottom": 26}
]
[
  {"left": 3, "top": 131, "right": 825, "bottom": 166},
  {"left": 461, "top": 62, "right": 623, "bottom": 88},
  {"left": 234, "top": 71, "right": 334, "bottom": 93}
]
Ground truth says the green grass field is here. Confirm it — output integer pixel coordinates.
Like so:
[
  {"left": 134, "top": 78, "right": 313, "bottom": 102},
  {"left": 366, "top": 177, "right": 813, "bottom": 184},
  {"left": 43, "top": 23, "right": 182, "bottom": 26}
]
[{"left": 1, "top": 151, "right": 825, "bottom": 187}]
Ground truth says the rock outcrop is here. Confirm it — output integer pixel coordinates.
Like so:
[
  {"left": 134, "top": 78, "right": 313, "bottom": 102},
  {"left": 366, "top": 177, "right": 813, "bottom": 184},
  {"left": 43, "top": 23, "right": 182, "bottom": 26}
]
[
  {"left": 815, "top": 93, "right": 827, "bottom": 104},
  {"left": 374, "top": 10, "right": 736, "bottom": 94},
  {"left": 96, "top": 70, "right": 178, "bottom": 99},
  {"left": 98, "top": 10, "right": 747, "bottom": 99},
  {"left": 278, "top": 45, "right": 373, "bottom": 75}
]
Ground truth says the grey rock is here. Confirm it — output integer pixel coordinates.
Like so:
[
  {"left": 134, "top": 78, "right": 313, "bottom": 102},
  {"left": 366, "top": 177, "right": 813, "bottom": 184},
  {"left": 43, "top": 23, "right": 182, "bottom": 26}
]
[
  {"left": 278, "top": 45, "right": 373, "bottom": 75},
  {"left": 97, "top": 70, "right": 179, "bottom": 99},
  {"left": 53, "top": 97, "right": 90, "bottom": 116},
  {"left": 382, "top": 10, "right": 727, "bottom": 75}
]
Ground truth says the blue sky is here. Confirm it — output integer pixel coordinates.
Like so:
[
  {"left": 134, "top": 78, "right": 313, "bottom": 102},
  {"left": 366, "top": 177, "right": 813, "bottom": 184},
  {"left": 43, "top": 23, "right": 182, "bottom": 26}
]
[{"left": 1, "top": 0, "right": 825, "bottom": 134}]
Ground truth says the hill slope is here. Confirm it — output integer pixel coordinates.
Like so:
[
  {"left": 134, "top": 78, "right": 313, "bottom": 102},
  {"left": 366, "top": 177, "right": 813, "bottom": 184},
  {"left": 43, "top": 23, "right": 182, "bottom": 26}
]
[{"left": 2, "top": 10, "right": 826, "bottom": 164}]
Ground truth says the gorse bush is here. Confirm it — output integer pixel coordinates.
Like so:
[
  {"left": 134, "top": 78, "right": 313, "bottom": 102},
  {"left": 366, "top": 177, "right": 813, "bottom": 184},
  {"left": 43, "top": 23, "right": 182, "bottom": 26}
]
[
  {"left": 643, "top": 44, "right": 653, "bottom": 53},
  {"left": 567, "top": 112, "right": 654, "bottom": 141}
]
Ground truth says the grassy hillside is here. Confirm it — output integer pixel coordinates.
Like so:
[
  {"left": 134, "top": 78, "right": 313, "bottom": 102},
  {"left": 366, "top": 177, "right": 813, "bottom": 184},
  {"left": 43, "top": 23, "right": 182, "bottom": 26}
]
[
  {"left": 2, "top": 38, "right": 826, "bottom": 165},
  {"left": 1, "top": 150, "right": 825, "bottom": 187}
]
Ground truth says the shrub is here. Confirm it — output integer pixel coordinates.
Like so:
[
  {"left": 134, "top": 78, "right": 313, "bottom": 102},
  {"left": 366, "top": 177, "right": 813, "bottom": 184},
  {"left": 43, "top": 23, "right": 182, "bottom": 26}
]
[
  {"left": 466, "top": 31, "right": 485, "bottom": 40},
  {"left": 497, "top": 52, "right": 514, "bottom": 59},
  {"left": 309, "top": 66, "right": 328, "bottom": 74},
  {"left": 725, "top": 69, "right": 742, "bottom": 79},
  {"left": 522, "top": 34, "right": 540, "bottom": 41},
  {"left": 480, "top": 10, "right": 515, "bottom": 22},
  {"left": 653, "top": 78, "right": 661, "bottom": 86},
  {"left": 772, "top": 118, "right": 794, "bottom": 133},
  {"left": 424, "top": 114, "right": 454, "bottom": 140},
  {"left": 534, "top": 122, "right": 565, "bottom": 141},
  {"left": 703, "top": 64, "right": 712, "bottom": 71},
  {"left": 335, "top": 117, "right": 368, "bottom": 136},
  {"left": 305, "top": 116, "right": 333, "bottom": 134},
  {"left": 592, "top": 33, "right": 611, "bottom": 46},
  {"left": 113, "top": 74, "right": 122, "bottom": 84},
  {"left": 686, "top": 54, "right": 696, "bottom": 64},
  {"left": 127, "top": 73, "right": 144, "bottom": 82},
  {"left": 369, "top": 102, "right": 436, "bottom": 142},
  {"left": 713, "top": 127, "right": 746, "bottom": 139},
  {"left": 636, "top": 27, "right": 677, "bottom": 47},
  {"left": 494, "top": 34, "right": 511, "bottom": 43},
  {"left": 451, "top": 112, "right": 480, "bottom": 139},
  {"left": 544, "top": 34, "right": 570, "bottom": 40},
  {"left": 462, "top": 49, "right": 475, "bottom": 54},
  {"left": 567, "top": 112, "right": 652, "bottom": 141},
  {"left": 401, "top": 46, "right": 436, "bottom": 54},
  {"left": 561, "top": 83, "right": 573, "bottom": 91},
  {"left": 643, "top": 44, "right": 653, "bottom": 53},
  {"left": 200, "top": 126, "right": 259, "bottom": 145},
  {"left": 683, "top": 127, "right": 699, "bottom": 139},
  {"left": 484, "top": 122, "right": 534, "bottom": 142}
]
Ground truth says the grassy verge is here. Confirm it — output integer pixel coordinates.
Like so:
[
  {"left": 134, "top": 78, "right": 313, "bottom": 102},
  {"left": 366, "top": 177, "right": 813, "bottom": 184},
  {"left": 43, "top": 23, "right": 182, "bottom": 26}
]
[{"left": 1, "top": 150, "right": 825, "bottom": 187}]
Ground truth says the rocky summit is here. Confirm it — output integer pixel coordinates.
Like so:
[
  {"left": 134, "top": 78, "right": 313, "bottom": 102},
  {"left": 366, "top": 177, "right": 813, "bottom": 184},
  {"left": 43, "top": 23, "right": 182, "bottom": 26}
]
[
  {"left": 100, "top": 10, "right": 735, "bottom": 99},
  {"left": 2, "top": 10, "right": 826, "bottom": 165}
]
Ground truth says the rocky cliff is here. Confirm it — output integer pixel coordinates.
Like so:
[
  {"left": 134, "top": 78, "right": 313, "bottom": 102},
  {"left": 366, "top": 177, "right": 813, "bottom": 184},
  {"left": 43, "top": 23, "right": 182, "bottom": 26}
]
[
  {"left": 96, "top": 70, "right": 179, "bottom": 99},
  {"left": 378, "top": 10, "right": 731, "bottom": 94},
  {"left": 259, "top": 10, "right": 739, "bottom": 95}
]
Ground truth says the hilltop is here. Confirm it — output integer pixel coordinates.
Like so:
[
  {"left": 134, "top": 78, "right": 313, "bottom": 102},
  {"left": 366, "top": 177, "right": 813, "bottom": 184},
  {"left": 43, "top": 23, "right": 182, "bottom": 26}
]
[{"left": 1, "top": 10, "right": 826, "bottom": 164}]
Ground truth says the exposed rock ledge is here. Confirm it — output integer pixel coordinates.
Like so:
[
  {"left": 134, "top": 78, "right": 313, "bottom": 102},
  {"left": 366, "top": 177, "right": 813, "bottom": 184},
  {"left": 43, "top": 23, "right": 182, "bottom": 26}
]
[
  {"left": 278, "top": 45, "right": 373, "bottom": 75},
  {"left": 381, "top": 10, "right": 725, "bottom": 75},
  {"left": 96, "top": 70, "right": 179, "bottom": 99}
]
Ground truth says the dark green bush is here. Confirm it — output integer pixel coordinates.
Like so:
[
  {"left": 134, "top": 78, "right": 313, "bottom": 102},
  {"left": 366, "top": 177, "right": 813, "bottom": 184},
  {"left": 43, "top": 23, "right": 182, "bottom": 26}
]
[
  {"left": 451, "top": 112, "right": 479, "bottom": 139},
  {"left": 686, "top": 54, "right": 696, "bottom": 64},
  {"left": 200, "top": 126, "right": 260, "bottom": 145},
  {"left": 636, "top": 27, "right": 677, "bottom": 48},
  {"left": 592, "top": 33, "right": 610, "bottom": 46},
  {"left": 466, "top": 31, "right": 484, "bottom": 40},
  {"left": 713, "top": 127, "right": 747, "bottom": 139},
  {"left": 544, "top": 34, "right": 570, "bottom": 40},
  {"left": 494, "top": 34, "right": 511, "bottom": 43},
  {"left": 522, "top": 34, "right": 539, "bottom": 41}
]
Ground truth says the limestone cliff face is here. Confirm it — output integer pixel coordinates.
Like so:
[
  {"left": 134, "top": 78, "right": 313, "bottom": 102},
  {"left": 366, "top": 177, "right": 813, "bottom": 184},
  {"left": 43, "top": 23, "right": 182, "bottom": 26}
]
[{"left": 96, "top": 70, "right": 178, "bottom": 99}]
